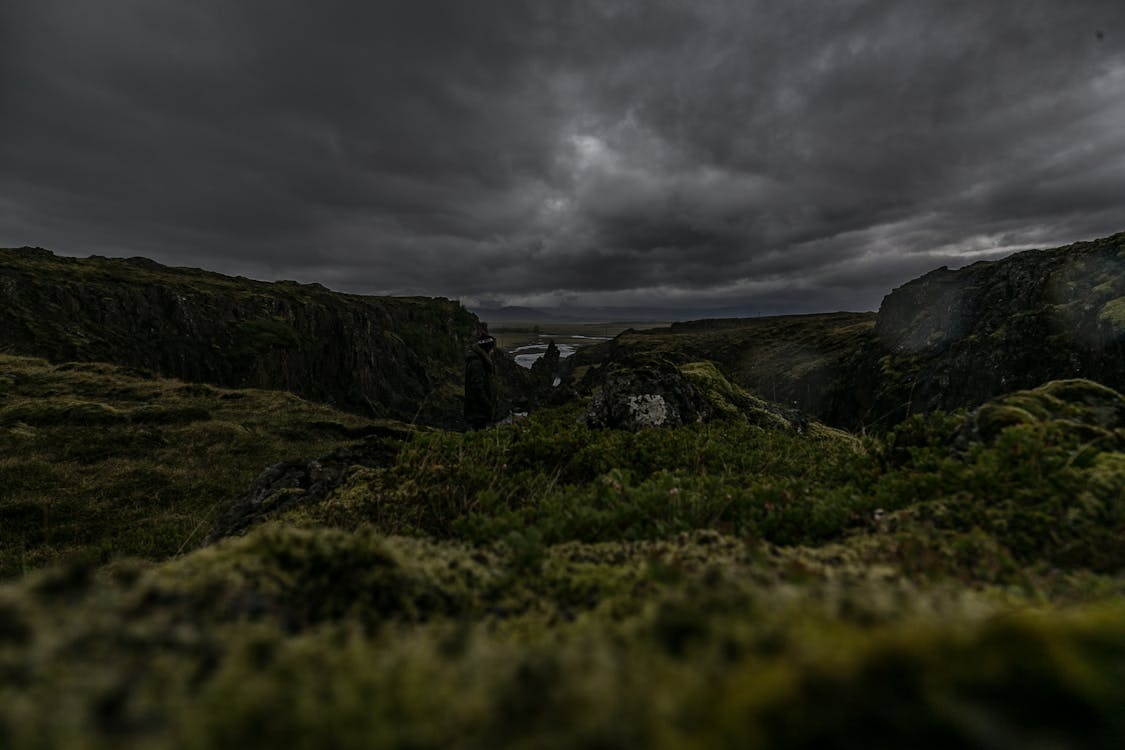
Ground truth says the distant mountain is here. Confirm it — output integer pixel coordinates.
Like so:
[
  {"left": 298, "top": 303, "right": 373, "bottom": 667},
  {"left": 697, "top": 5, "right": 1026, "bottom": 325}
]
[{"left": 470, "top": 306, "right": 564, "bottom": 322}]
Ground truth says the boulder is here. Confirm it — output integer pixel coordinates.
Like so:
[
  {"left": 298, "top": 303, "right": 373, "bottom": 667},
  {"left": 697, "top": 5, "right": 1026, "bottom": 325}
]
[
  {"left": 584, "top": 356, "right": 820, "bottom": 433},
  {"left": 585, "top": 356, "right": 705, "bottom": 430}
]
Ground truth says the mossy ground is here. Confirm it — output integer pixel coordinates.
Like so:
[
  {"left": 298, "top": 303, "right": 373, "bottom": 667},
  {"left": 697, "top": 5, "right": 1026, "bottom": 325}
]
[
  {"left": 0, "top": 354, "right": 380, "bottom": 578},
  {"left": 0, "top": 358, "right": 1123, "bottom": 748}
]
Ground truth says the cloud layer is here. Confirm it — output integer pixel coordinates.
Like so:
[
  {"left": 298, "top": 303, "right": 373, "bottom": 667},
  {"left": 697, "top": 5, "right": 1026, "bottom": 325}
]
[{"left": 3, "top": 0, "right": 1124, "bottom": 312}]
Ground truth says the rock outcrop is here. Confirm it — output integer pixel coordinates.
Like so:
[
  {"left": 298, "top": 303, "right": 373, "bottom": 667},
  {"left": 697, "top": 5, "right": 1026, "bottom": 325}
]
[
  {"left": 0, "top": 247, "right": 481, "bottom": 425},
  {"left": 565, "top": 312, "right": 876, "bottom": 418},
  {"left": 824, "top": 232, "right": 1125, "bottom": 428},
  {"left": 205, "top": 429, "right": 410, "bottom": 544},
  {"left": 585, "top": 356, "right": 708, "bottom": 430},
  {"left": 584, "top": 356, "right": 818, "bottom": 434}
]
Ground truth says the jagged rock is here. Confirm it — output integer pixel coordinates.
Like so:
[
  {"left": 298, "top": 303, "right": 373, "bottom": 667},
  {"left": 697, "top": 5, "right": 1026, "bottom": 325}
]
[
  {"left": 491, "top": 339, "right": 578, "bottom": 414},
  {"left": 205, "top": 436, "right": 404, "bottom": 543},
  {"left": 530, "top": 340, "right": 562, "bottom": 381},
  {"left": 526, "top": 340, "right": 578, "bottom": 406}
]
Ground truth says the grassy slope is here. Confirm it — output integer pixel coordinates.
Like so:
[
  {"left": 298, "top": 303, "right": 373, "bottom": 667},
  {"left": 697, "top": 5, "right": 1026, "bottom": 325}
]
[
  {"left": 3, "top": 247, "right": 346, "bottom": 302},
  {"left": 0, "top": 357, "right": 1123, "bottom": 747},
  {"left": 0, "top": 353, "right": 381, "bottom": 578}
]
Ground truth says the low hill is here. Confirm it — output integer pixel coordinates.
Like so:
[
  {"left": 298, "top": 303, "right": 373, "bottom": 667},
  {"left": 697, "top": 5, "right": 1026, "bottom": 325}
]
[{"left": 0, "top": 247, "right": 480, "bottom": 425}]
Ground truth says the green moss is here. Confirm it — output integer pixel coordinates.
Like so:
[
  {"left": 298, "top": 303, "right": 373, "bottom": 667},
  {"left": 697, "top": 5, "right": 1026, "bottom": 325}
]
[
  {"left": 0, "top": 398, "right": 127, "bottom": 427},
  {"left": 975, "top": 402, "right": 1037, "bottom": 437},
  {"left": 1098, "top": 296, "right": 1125, "bottom": 331},
  {"left": 974, "top": 380, "right": 1124, "bottom": 443},
  {"left": 1, "top": 523, "right": 1123, "bottom": 748},
  {"left": 679, "top": 360, "right": 791, "bottom": 430},
  {"left": 300, "top": 403, "right": 876, "bottom": 548}
]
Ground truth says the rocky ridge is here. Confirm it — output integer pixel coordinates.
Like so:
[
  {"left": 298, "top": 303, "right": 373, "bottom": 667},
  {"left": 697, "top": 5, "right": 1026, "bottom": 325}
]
[{"left": 0, "top": 247, "right": 481, "bottom": 425}]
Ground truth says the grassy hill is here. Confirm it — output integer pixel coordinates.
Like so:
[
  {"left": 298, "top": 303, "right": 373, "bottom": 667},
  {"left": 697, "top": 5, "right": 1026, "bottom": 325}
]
[
  {"left": 1, "top": 346, "right": 1123, "bottom": 747},
  {"left": 0, "top": 354, "right": 393, "bottom": 577}
]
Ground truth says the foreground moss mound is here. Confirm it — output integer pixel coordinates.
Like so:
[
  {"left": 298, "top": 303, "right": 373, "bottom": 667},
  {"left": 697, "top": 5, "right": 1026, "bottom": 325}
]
[
  {"left": 1, "top": 527, "right": 1123, "bottom": 749},
  {"left": 1, "top": 365, "right": 1123, "bottom": 748}
]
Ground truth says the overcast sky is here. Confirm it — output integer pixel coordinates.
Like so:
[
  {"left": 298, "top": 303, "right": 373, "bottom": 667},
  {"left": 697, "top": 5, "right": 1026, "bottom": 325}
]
[{"left": 2, "top": 1, "right": 1123, "bottom": 314}]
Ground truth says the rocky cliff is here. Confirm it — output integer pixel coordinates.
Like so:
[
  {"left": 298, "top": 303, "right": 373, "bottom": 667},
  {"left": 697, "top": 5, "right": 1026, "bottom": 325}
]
[
  {"left": 0, "top": 247, "right": 480, "bottom": 425},
  {"left": 824, "top": 231, "right": 1125, "bottom": 427},
  {"left": 557, "top": 232, "right": 1124, "bottom": 431}
]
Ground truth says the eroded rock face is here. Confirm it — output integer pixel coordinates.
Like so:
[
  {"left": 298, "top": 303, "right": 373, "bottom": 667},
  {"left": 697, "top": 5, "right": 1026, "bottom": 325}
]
[
  {"left": 825, "top": 232, "right": 1125, "bottom": 429},
  {"left": 0, "top": 248, "right": 480, "bottom": 425}
]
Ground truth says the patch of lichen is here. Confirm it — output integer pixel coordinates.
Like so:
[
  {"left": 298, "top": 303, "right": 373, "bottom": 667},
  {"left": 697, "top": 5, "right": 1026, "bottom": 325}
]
[{"left": 1098, "top": 296, "right": 1125, "bottom": 333}]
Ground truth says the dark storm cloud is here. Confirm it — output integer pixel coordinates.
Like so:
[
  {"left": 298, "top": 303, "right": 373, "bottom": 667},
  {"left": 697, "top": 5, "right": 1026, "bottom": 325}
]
[{"left": 2, "top": 0, "right": 1124, "bottom": 312}]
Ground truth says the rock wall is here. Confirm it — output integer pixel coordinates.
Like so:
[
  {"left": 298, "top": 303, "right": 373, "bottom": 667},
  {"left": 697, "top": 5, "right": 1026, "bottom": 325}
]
[
  {"left": 0, "top": 247, "right": 480, "bottom": 425},
  {"left": 824, "top": 232, "right": 1125, "bottom": 428}
]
